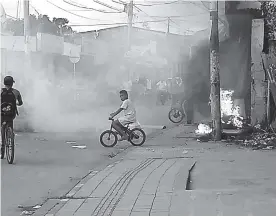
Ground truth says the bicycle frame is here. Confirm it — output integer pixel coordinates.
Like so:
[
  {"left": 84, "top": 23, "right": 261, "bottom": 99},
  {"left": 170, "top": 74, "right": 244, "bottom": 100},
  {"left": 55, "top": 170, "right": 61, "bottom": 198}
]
[{"left": 108, "top": 118, "right": 132, "bottom": 136}]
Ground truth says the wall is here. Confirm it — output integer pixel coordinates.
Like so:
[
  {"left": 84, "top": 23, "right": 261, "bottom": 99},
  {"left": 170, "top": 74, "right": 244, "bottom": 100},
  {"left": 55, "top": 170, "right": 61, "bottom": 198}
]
[{"left": 251, "top": 19, "right": 266, "bottom": 125}]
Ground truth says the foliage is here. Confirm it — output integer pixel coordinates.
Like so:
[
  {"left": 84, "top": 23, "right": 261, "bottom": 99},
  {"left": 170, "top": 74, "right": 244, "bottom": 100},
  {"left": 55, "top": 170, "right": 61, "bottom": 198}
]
[
  {"left": 262, "top": 1, "right": 276, "bottom": 41},
  {"left": 4, "top": 14, "right": 73, "bottom": 36}
]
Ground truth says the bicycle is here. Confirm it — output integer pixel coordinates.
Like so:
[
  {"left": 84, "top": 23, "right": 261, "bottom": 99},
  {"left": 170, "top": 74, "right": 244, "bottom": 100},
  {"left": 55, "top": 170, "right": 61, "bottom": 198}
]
[
  {"left": 168, "top": 100, "right": 186, "bottom": 124},
  {"left": 1, "top": 121, "right": 15, "bottom": 164},
  {"left": 100, "top": 117, "right": 146, "bottom": 147}
]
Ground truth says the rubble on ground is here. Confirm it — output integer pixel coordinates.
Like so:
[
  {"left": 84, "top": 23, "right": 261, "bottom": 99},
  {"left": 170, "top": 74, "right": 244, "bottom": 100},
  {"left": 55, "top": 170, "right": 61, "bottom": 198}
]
[
  {"left": 195, "top": 122, "right": 276, "bottom": 150},
  {"left": 231, "top": 125, "right": 276, "bottom": 150},
  {"left": 240, "top": 132, "right": 276, "bottom": 150}
]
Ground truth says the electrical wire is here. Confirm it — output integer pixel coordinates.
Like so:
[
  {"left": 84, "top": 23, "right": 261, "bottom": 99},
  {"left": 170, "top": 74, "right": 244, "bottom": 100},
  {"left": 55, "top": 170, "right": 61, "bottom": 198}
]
[
  {"left": 6, "top": 14, "right": 17, "bottom": 19},
  {"left": 30, "top": 3, "right": 41, "bottom": 16},
  {"left": 198, "top": 1, "right": 226, "bottom": 26},
  {"left": 46, "top": 0, "right": 113, "bottom": 21},
  {"left": 133, "top": 5, "right": 192, "bottom": 34},
  {"left": 93, "top": 0, "right": 124, "bottom": 12},
  {"left": 68, "top": 19, "right": 168, "bottom": 27},
  {"left": 111, "top": 0, "right": 125, "bottom": 5},
  {"left": 63, "top": 0, "right": 124, "bottom": 13},
  {"left": 134, "top": 1, "right": 180, "bottom": 6},
  {"left": 149, "top": 12, "right": 207, "bottom": 18}
]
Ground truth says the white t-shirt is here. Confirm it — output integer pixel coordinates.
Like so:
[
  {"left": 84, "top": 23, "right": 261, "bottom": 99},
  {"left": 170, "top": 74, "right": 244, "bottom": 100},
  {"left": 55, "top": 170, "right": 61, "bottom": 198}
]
[
  {"left": 156, "top": 81, "right": 167, "bottom": 90},
  {"left": 120, "top": 99, "right": 136, "bottom": 122},
  {"left": 146, "top": 79, "right": 152, "bottom": 90}
]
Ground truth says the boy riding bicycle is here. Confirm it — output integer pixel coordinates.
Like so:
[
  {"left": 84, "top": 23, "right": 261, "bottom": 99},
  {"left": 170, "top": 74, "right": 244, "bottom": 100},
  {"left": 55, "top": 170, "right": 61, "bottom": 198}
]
[
  {"left": 110, "top": 90, "right": 136, "bottom": 141},
  {"left": 1, "top": 76, "right": 23, "bottom": 158}
]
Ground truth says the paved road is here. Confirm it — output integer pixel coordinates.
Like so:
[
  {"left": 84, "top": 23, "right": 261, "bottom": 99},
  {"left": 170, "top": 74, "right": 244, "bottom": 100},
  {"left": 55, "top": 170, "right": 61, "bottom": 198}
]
[
  {"left": 1, "top": 104, "right": 174, "bottom": 216},
  {"left": 32, "top": 125, "right": 276, "bottom": 216}
]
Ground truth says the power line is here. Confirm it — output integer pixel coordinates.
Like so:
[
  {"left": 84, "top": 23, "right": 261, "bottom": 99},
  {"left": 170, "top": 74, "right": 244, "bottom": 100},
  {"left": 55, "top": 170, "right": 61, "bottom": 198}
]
[
  {"left": 46, "top": 0, "right": 112, "bottom": 21},
  {"left": 30, "top": 3, "right": 41, "bottom": 16},
  {"left": 68, "top": 19, "right": 168, "bottom": 27},
  {"left": 133, "top": 5, "right": 189, "bottom": 33},
  {"left": 6, "top": 14, "right": 17, "bottom": 19},
  {"left": 148, "top": 12, "right": 207, "bottom": 18},
  {"left": 63, "top": 0, "right": 124, "bottom": 13},
  {"left": 111, "top": 0, "right": 125, "bottom": 5},
  {"left": 134, "top": 1, "right": 180, "bottom": 6},
  {"left": 93, "top": 0, "right": 124, "bottom": 12}
]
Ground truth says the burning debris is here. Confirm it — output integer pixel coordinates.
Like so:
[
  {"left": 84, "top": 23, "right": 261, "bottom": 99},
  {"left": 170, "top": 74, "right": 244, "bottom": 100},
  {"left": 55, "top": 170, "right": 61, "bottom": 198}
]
[
  {"left": 195, "top": 124, "right": 212, "bottom": 142},
  {"left": 195, "top": 124, "right": 212, "bottom": 135},
  {"left": 194, "top": 89, "right": 275, "bottom": 149},
  {"left": 195, "top": 89, "right": 248, "bottom": 139}
]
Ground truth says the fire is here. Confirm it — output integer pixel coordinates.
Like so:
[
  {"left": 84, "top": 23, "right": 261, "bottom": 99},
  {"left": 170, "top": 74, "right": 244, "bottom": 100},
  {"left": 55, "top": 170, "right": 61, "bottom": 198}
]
[
  {"left": 195, "top": 124, "right": 212, "bottom": 135},
  {"left": 195, "top": 89, "right": 244, "bottom": 135},
  {"left": 220, "top": 90, "right": 234, "bottom": 116},
  {"left": 220, "top": 89, "right": 244, "bottom": 128}
]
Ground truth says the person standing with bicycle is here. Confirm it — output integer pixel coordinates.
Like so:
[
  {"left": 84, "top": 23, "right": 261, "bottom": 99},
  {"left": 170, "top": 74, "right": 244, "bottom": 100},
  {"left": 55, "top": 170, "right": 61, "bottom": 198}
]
[{"left": 1, "top": 75, "right": 23, "bottom": 159}]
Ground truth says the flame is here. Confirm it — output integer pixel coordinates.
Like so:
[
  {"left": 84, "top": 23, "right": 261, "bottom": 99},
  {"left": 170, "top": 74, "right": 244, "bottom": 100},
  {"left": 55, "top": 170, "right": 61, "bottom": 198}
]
[
  {"left": 195, "top": 124, "right": 212, "bottom": 135},
  {"left": 196, "top": 90, "right": 245, "bottom": 135},
  {"left": 220, "top": 89, "right": 244, "bottom": 128}
]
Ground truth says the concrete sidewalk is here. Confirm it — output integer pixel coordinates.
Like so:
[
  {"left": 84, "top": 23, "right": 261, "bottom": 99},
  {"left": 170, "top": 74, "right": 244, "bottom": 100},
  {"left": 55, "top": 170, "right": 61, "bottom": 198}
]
[{"left": 32, "top": 125, "right": 276, "bottom": 216}]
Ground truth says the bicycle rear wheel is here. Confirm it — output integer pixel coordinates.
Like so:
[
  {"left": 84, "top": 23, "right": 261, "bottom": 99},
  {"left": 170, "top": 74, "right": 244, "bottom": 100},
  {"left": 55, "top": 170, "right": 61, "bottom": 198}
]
[
  {"left": 129, "top": 128, "right": 146, "bottom": 146},
  {"left": 5, "top": 126, "right": 14, "bottom": 164},
  {"left": 168, "top": 108, "right": 185, "bottom": 123}
]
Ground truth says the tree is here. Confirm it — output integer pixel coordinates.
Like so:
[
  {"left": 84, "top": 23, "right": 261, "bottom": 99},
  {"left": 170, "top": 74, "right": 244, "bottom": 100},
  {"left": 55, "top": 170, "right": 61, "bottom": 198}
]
[
  {"left": 262, "top": 1, "right": 276, "bottom": 126},
  {"left": 4, "top": 14, "right": 73, "bottom": 36},
  {"left": 262, "top": 1, "right": 276, "bottom": 54},
  {"left": 52, "top": 17, "right": 73, "bottom": 35}
]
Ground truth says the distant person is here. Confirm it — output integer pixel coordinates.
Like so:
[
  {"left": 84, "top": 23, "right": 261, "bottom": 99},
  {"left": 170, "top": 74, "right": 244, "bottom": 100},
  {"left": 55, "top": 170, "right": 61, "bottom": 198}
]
[
  {"left": 110, "top": 90, "right": 136, "bottom": 141},
  {"left": 156, "top": 80, "right": 168, "bottom": 105},
  {"left": 1, "top": 76, "right": 23, "bottom": 156},
  {"left": 171, "top": 76, "right": 184, "bottom": 106}
]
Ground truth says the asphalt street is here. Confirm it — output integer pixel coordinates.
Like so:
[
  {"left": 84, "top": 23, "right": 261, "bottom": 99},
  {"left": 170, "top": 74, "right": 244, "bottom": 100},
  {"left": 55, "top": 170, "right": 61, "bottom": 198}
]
[{"left": 1, "top": 104, "right": 174, "bottom": 216}]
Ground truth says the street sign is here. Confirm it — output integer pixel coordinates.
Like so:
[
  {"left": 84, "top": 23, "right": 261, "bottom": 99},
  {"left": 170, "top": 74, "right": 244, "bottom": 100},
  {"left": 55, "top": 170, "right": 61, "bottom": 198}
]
[{"left": 69, "top": 48, "right": 80, "bottom": 64}]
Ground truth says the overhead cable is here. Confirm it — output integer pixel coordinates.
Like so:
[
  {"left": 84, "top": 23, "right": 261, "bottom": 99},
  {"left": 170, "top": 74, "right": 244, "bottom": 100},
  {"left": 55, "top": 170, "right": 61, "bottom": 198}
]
[
  {"left": 68, "top": 19, "right": 168, "bottom": 26},
  {"left": 46, "top": 1, "right": 113, "bottom": 21},
  {"left": 63, "top": 0, "right": 124, "bottom": 13},
  {"left": 93, "top": 0, "right": 124, "bottom": 12},
  {"left": 134, "top": 0, "right": 181, "bottom": 6}
]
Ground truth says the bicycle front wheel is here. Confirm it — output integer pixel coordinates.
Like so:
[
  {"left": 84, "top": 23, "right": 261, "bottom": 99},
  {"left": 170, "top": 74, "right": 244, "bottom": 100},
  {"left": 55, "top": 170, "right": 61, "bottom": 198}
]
[
  {"left": 5, "top": 126, "right": 14, "bottom": 164},
  {"left": 100, "top": 130, "right": 118, "bottom": 147}
]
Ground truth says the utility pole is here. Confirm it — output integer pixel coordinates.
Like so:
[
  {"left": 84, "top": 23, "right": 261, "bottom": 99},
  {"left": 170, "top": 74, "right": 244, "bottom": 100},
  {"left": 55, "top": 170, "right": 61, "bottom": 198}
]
[
  {"left": 23, "top": 0, "right": 31, "bottom": 60},
  {"left": 16, "top": 0, "right": 20, "bottom": 19},
  {"left": 167, "top": 17, "right": 170, "bottom": 34},
  {"left": 210, "top": 0, "right": 222, "bottom": 140},
  {"left": 126, "top": 0, "right": 133, "bottom": 81},
  {"left": 127, "top": 0, "right": 133, "bottom": 50}
]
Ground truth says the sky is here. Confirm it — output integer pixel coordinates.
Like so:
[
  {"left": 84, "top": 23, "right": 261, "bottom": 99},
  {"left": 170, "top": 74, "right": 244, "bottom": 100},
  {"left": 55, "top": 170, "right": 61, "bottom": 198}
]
[{"left": 1, "top": 0, "right": 217, "bottom": 34}]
